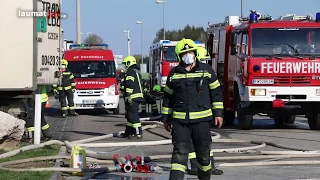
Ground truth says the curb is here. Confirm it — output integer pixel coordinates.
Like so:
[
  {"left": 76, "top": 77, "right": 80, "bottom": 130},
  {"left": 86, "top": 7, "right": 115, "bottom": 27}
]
[{"left": 49, "top": 145, "right": 67, "bottom": 180}]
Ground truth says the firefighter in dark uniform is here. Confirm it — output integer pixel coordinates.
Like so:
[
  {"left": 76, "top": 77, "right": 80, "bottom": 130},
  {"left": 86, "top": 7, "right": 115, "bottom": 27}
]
[
  {"left": 140, "top": 81, "right": 159, "bottom": 117},
  {"left": 26, "top": 85, "right": 53, "bottom": 140},
  {"left": 162, "top": 38, "right": 224, "bottom": 180},
  {"left": 53, "top": 59, "right": 78, "bottom": 117},
  {"left": 119, "top": 56, "right": 144, "bottom": 139},
  {"left": 188, "top": 46, "right": 223, "bottom": 176}
]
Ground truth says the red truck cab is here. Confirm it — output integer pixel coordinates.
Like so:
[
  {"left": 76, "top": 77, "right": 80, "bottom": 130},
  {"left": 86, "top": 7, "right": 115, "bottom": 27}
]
[{"left": 63, "top": 44, "right": 120, "bottom": 114}]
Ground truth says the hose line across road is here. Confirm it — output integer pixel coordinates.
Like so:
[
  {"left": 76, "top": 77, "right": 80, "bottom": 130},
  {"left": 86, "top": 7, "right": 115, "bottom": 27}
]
[{"left": 1, "top": 115, "right": 320, "bottom": 179}]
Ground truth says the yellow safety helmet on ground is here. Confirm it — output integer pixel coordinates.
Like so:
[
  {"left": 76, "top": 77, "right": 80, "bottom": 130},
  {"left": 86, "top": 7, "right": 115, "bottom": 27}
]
[
  {"left": 61, "top": 59, "right": 68, "bottom": 67},
  {"left": 122, "top": 56, "right": 137, "bottom": 68},
  {"left": 175, "top": 38, "right": 198, "bottom": 61},
  {"left": 196, "top": 47, "right": 211, "bottom": 61}
]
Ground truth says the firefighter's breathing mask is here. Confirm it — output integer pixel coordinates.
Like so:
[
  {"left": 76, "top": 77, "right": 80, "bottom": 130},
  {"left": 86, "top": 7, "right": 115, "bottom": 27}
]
[{"left": 182, "top": 53, "right": 195, "bottom": 65}]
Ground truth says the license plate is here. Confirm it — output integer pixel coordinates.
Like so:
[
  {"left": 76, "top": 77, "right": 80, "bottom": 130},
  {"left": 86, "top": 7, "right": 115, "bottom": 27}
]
[
  {"left": 82, "top": 100, "right": 97, "bottom": 104},
  {"left": 252, "top": 79, "right": 274, "bottom": 84}
]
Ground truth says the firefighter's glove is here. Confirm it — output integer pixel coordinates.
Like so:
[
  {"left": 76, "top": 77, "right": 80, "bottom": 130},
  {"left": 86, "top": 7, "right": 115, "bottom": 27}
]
[
  {"left": 164, "top": 122, "right": 172, "bottom": 132},
  {"left": 53, "top": 89, "right": 58, "bottom": 94},
  {"left": 54, "top": 94, "right": 59, "bottom": 99},
  {"left": 215, "top": 117, "right": 223, "bottom": 128},
  {"left": 72, "top": 89, "right": 76, "bottom": 93}
]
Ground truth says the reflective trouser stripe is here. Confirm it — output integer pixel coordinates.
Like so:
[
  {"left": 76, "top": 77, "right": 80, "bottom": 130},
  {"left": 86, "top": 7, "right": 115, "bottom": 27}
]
[
  {"left": 152, "top": 104, "right": 158, "bottom": 109},
  {"left": 188, "top": 150, "right": 214, "bottom": 159},
  {"left": 62, "top": 107, "right": 68, "bottom": 110},
  {"left": 162, "top": 107, "right": 172, "bottom": 114},
  {"left": 198, "top": 161, "right": 211, "bottom": 172},
  {"left": 28, "top": 124, "right": 50, "bottom": 132},
  {"left": 126, "top": 122, "right": 141, "bottom": 128},
  {"left": 41, "top": 124, "right": 50, "bottom": 130},
  {"left": 27, "top": 127, "right": 35, "bottom": 132},
  {"left": 171, "top": 163, "right": 186, "bottom": 172}
]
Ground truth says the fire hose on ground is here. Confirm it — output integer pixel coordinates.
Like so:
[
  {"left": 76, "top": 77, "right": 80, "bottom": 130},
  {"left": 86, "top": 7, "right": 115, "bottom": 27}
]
[{"left": 0, "top": 115, "right": 320, "bottom": 176}]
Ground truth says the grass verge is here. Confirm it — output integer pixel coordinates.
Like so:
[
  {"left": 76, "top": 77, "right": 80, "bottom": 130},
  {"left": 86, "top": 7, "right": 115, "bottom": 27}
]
[{"left": 0, "top": 143, "right": 61, "bottom": 180}]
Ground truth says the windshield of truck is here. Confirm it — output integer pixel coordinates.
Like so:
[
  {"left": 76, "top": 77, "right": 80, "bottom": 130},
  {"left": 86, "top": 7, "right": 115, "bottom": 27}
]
[
  {"left": 251, "top": 28, "right": 320, "bottom": 57},
  {"left": 68, "top": 61, "right": 116, "bottom": 78},
  {"left": 163, "top": 46, "right": 177, "bottom": 62}
]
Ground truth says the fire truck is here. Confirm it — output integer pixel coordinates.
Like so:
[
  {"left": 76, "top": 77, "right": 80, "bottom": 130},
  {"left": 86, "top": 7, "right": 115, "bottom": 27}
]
[
  {"left": 63, "top": 44, "right": 120, "bottom": 114},
  {"left": 206, "top": 10, "right": 320, "bottom": 130},
  {"left": 149, "top": 40, "right": 205, "bottom": 87}
]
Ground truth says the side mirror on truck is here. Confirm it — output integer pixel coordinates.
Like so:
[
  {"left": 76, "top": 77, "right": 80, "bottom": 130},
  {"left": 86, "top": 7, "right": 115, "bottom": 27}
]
[{"left": 230, "top": 32, "right": 238, "bottom": 55}]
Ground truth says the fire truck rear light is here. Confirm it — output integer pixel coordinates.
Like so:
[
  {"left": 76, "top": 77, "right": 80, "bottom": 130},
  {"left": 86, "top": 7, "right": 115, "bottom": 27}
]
[
  {"left": 272, "top": 99, "right": 284, "bottom": 108},
  {"left": 250, "top": 88, "right": 266, "bottom": 96},
  {"left": 316, "top": 13, "right": 320, "bottom": 22},
  {"left": 316, "top": 89, "right": 320, "bottom": 96}
]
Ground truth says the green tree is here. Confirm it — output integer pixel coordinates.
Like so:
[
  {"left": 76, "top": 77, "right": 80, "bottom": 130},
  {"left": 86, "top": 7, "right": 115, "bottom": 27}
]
[
  {"left": 153, "top": 25, "right": 207, "bottom": 43},
  {"left": 83, "top": 34, "right": 104, "bottom": 44}
]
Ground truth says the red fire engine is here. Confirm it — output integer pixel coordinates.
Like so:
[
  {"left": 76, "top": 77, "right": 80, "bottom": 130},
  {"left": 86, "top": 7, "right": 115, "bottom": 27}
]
[
  {"left": 149, "top": 40, "right": 205, "bottom": 87},
  {"left": 63, "top": 44, "right": 120, "bottom": 114},
  {"left": 206, "top": 10, "right": 320, "bottom": 130}
]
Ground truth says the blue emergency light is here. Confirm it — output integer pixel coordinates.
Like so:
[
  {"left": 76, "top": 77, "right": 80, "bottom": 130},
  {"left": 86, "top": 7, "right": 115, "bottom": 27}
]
[
  {"left": 194, "top": 41, "right": 202, "bottom": 44},
  {"left": 249, "top": 11, "right": 258, "bottom": 23},
  {"left": 162, "top": 40, "right": 171, "bottom": 44},
  {"left": 69, "top": 44, "right": 109, "bottom": 49},
  {"left": 316, "top": 12, "right": 320, "bottom": 22},
  {"left": 253, "top": 65, "right": 260, "bottom": 72}
]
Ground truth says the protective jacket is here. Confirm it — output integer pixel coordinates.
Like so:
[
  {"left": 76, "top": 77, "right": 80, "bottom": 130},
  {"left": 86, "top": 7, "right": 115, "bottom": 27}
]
[
  {"left": 53, "top": 70, "right": 76, "bottom": 91},
  {"left": 162, "top": 61, "right": 223, "bottom": 124},
  {"left": 124, "top": 65, "right": 144, "bottom": 102}
]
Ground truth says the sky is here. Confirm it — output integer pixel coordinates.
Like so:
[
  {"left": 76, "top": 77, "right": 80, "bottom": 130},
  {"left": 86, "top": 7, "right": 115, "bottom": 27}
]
[{"left": 61, "top": 0, "right": 320, "bottom": 56}]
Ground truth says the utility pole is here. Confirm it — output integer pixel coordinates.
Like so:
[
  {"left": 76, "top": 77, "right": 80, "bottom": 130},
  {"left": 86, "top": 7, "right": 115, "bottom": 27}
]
[
  {"left": 76, "top": 0, "right": 81, "bottom": 43},
  {"left": 124, "top": 29, "right": 131, "bottom": 56},
  {"left": 240, "top": 0, "right": 243, "bottom": 18}
]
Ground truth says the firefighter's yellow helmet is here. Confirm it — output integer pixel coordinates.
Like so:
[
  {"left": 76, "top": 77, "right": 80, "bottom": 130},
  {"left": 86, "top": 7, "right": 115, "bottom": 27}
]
[
  {"left": 61, "top": 59, "right": 68, "bottom": 66},
  {"left": 196, "top": 47, "right": 211, "bottom": 61},
  {"left": 122, "top": 56, "right": 137, "bottom": 67},
  {"left": 175, "top": 38, "right": 198, "bottom": 61}
]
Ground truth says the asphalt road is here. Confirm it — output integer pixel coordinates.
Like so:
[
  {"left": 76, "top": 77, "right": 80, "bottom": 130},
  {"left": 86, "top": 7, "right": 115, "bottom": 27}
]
[{"left": 45, "top": 97, "right": 320, "bottom": 180}]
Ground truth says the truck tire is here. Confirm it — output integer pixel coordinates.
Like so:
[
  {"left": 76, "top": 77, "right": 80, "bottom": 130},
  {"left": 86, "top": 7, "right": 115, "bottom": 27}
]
[
  {"left": 224, "top": 110, "right": 235, "bottom": 125},
  {"left": 113, "top": 104, "right": 120, "bottom": 115},
  {"left": 308, "top": 112, "right": 320, "bottom": 130},
  {"left": 274, "top": 115, "right": 296, "bottom": 124}
]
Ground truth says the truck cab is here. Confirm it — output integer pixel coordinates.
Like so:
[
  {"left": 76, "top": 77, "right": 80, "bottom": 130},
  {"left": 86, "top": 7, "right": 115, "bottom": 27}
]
[{"left": 63, "top": 44, "right": 120, "bottom": 114}]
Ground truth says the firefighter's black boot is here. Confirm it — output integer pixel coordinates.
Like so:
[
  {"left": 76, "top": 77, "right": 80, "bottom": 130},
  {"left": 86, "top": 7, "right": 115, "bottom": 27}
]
[
  {"left": 42, "top": 129, "right": 53, "bottom": 140},
  {"left": 211, "top": 156, "right": 223, "bottom": 175},
  {"left": 188, "top": 158, "right": 198, "bottom": 175}
]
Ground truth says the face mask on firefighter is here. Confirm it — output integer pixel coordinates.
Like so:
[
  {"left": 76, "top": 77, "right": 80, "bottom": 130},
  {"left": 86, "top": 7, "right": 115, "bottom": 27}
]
[
  {"left": 182, "top": 53, "right": 195, "bottom": 65},
  {"left": 61, "top": 65, "right": 66, "bottom": 71}
]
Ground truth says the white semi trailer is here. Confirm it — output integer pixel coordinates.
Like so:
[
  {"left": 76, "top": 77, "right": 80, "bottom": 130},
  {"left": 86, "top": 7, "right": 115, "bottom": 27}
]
[{"left": 0, "top": 0, "right": 62, "bottom": 121}]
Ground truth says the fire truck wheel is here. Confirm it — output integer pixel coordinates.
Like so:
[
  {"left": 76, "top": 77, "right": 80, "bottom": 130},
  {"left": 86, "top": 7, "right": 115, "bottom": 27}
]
[
  {"left": 285, "top": 115, "right": 296, "bottom": 124},
  {"left": 274, "top": 115, "right": 295, "bottom": 125},
  {"left": 237, "top": 108, "right": 253, "bottom": 130},
  {"left": 224, "top": 110, "right": 235, "bottom": 125},
  {"left": 112, "top": 104, "right": 120, "bottom": 115},
  {"left": 307, "top": 112, "right": 320, "bottom": 130}
]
